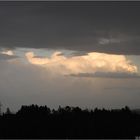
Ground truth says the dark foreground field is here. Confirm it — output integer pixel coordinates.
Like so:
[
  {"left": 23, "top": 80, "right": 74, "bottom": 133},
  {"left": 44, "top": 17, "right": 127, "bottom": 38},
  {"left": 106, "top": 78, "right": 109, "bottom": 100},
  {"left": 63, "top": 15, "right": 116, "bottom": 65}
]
[{"left": 0, "top": 105, "right": 140, "bottom": 139}]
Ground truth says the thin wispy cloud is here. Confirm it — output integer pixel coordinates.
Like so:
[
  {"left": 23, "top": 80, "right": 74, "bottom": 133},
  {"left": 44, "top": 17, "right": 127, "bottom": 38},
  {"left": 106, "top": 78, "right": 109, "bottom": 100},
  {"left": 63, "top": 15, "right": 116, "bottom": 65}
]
[{"left": 69, "top": 72, "right": 140, "bottom": 79}]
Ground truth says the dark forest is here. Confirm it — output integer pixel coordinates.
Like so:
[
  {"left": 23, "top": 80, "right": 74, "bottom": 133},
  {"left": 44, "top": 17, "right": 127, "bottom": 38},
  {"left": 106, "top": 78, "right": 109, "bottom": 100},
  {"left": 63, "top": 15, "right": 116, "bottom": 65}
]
[{"left": 0, "top": 105, "right": 140, "bottom": 139}]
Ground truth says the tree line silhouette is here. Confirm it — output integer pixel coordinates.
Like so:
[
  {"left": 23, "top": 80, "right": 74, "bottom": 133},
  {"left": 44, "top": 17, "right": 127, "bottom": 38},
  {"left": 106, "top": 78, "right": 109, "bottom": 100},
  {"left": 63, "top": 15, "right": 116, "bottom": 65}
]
[{"left": 0, "top": 104, "right": 140, "bottom": 138}]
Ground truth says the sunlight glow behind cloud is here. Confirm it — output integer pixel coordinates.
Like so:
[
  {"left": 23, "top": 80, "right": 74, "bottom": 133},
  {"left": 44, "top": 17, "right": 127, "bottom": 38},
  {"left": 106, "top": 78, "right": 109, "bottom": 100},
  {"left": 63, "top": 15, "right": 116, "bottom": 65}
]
[{"left": 25, "top": 51, "right": 138, "bottom": 76}]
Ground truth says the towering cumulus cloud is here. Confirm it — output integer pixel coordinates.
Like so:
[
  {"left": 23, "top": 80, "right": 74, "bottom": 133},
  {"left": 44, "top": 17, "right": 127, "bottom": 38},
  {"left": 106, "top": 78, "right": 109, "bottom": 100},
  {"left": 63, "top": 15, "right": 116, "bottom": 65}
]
[{"left": 25, "top": 51, "right": 138, "bottom": 77}]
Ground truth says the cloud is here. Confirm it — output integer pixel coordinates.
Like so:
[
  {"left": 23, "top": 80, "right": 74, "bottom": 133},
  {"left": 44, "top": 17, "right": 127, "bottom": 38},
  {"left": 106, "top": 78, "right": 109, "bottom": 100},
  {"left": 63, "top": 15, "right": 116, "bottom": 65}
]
[
  {"left": 0, "top": 50, "right": 17, "bottom": 60},
  {"left": 1, "top": 50, "right": 14, "bottom": 56},
  {"left": 25, "top": 51, "right": 138, "bottom": 77},
  {"left": 98, "top": 38, "right": 121, "bottom": 45},
  {"left": 69, "top": 72, "right": 140, "bottom": 79},
  {"left": 0, "top": 2, "right": 140, "bottom": 55}
]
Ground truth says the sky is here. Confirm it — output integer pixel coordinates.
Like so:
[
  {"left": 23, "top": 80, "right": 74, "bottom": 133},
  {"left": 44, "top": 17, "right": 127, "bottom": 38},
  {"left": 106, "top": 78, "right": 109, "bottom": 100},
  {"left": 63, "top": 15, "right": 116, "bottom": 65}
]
[{"left": 0, "top": 1, "right": 140, "bottom": 111}]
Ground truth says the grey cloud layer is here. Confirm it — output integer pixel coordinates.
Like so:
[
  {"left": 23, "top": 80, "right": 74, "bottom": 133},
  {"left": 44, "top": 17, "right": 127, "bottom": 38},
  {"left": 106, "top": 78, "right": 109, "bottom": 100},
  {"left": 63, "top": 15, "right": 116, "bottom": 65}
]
[
  {"left": 69, "top": 72, "right": 140, "bottom": 79},
  {"left": 0, "top": 1, "right": 140, "bottom": 54}
]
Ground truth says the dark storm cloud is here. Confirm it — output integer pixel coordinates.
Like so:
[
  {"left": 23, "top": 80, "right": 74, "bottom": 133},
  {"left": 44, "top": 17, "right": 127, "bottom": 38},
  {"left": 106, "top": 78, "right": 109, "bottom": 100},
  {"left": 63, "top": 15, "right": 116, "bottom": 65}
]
[{"left": 0, "top": 1, "right": 140, "bottom": 54}]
